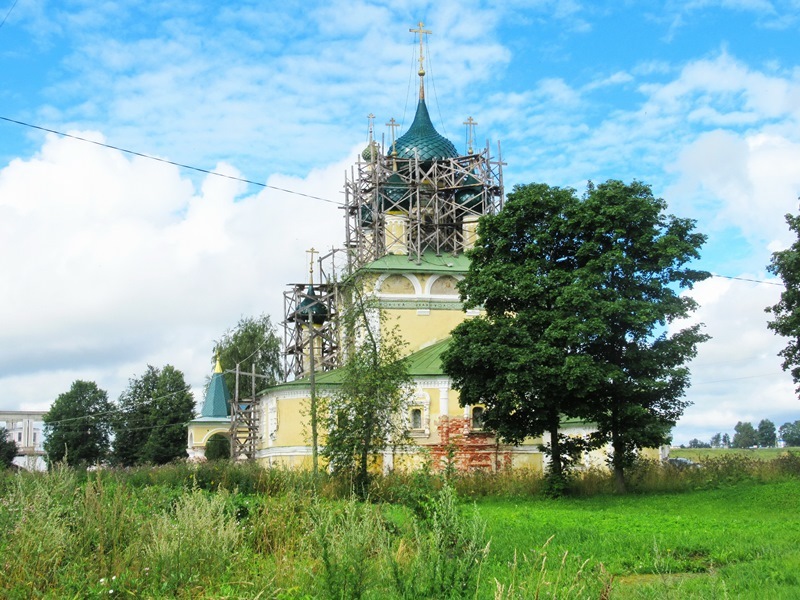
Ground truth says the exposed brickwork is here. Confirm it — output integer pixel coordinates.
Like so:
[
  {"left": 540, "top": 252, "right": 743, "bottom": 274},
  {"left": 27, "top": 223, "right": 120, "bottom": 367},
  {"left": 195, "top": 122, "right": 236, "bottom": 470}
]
[{"left": 430, "top": 416, "right": 512, "bottom": 472}]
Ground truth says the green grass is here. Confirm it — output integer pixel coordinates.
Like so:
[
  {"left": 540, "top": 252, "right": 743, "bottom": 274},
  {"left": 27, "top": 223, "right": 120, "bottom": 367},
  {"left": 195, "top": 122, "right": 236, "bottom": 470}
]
[
  {"left": 670, "top": 446, "right": 800, "bottom": 462},
  {"left": 0, "top": 462, "right": 797, "bottom": 598},
  {"left": 478, "top": 479, "right": 800, "bottom": 598}
]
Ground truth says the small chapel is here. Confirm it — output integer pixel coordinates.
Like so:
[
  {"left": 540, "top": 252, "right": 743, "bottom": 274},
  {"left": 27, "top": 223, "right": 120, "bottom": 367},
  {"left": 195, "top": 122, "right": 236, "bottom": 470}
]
[{"left": 187, "top": 23, "right": 602, "bottom": 473}]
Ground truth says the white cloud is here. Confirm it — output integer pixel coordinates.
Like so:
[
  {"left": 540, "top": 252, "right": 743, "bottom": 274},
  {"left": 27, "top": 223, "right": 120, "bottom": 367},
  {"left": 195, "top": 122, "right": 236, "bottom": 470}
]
[
  {"left": 0, "top": 132, "right": 352, "bottom": 411},
  {"left": 671, "top": 275, "right": 796, "bottom": 444}
]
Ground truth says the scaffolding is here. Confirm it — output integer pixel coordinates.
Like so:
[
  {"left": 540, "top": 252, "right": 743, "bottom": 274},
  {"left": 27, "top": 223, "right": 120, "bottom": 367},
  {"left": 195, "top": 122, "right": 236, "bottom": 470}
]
[
  {"left": 282, "top": 248, "right": 344, "bottom": 381},
  {"left": 344, "top": 139, "right": 505, "bottom": 271},
  {"left": 228, "top": 365, "right": 267, "bottom": 460}
]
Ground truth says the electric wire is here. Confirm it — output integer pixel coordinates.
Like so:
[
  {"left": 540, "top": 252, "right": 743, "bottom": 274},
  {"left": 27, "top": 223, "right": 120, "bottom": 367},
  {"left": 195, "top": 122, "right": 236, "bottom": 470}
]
[
  {"left": 41, "top": 389, "right": 186, "bottom": 427},
  {"left": 0, "top": 0, "right": 18, "bottom": 31},
  {"left": 0, "top": 116, "right": 345, "bottom": 207}
]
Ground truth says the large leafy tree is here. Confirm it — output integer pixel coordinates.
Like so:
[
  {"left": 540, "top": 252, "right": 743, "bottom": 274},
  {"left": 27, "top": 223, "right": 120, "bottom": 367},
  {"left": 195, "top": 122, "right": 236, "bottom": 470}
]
[
  {"left": 442, "top": 184, "right": 593, "bottom": 485},
  {"left": 767, "top": 212, "right": 800, "bottom": 391},
  {"left": 732, "top": 421, "right": 758, "bottom": 448},
  {"left": 574, "top": 181, "right": 709, "bottom": 492},
  {"left": 444, "top": 181, "right": 709, "bottom": 493},
  {"left": 43, "top": 380, "right": 113, "bottom": 467},
  {"left": 322, "top": 286, "right": 412, "bottom": 498},
  {"left": 0, "top": 428, "right": 19, "bottom": 468},
  {"left": 214, "top": 314, "right": 282, "bottom": 400},
  {"left": 779, "top": 420, "right": 800, "bottom": 446},
  {"left": 113, "top": 365, "right": 195, "bottom": 466},
  {"left": 757, "top": 418, "right": 777, "bottom": 447}
]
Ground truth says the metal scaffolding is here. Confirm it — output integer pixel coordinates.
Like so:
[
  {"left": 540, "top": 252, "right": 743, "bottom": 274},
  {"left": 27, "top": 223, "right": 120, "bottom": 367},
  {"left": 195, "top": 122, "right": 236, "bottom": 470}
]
[
  {"left": 344, "top": 139, "right": 505, "bottom": 271},
  {"left": 282, "top": 249, "right": 343, "bottom": 381}
]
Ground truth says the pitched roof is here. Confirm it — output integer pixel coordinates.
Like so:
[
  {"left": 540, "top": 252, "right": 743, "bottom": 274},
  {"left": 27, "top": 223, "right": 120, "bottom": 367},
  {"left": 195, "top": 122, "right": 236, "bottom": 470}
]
[{"left": 201, "top": 371, "right": 231, "bottom": 418}]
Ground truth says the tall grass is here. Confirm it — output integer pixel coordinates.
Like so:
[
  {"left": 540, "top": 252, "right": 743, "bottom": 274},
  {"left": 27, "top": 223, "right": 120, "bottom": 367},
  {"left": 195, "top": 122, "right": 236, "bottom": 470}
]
[{"left": 0, "top": 453, "right": 797, "bottom": 597}]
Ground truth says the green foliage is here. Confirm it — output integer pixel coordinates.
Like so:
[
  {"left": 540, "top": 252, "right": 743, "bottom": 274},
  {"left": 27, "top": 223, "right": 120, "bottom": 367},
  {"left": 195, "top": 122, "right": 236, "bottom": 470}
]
[
  {"left": 214, "top": 313, "right": 282, "bottom": 399},
  {"left": 311, "top": 499, "right": 384, "bottom": 600},
  {"left": 0, "top": 427, "right": 18, "bottom": 468},
  {"left": 388, "top": 485, "right": 489, "bottom": 599},
  {"left": 732, "top": 420, "right": 758, "bottom": 448},
  {"left": 779, "top": 419, "right": 800, "bottom": 446},
  {"left": 1, "top": 462, "right": 799, "bottom": 598},
  {"left": 113, "top": 364, "right": 195, "bottom": 466},
  {"left": 43, "top": 380, "right": 113, "bottom": 467},
  {"left": 204, "top": 433, "right": 231, "bottom": 460},
  {"left": 322, "top": 281, "right": 413, "bottom": 498},
  {"left": 757, "top": 418, "right": 777, "bottom": 447},
  {"left": 766, "top": 211, "right": 800, "bottom": 392},
  {"left": 444, "top": 180, "right": 709, "bottom": 492},
  {"left": 144, "top": 488, "right": 241, "bottom": 594}
]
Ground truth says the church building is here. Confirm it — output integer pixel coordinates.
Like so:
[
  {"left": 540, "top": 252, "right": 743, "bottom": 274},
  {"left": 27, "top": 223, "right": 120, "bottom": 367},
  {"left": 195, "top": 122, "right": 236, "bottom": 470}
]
[{"left": 187, "top": 24, "right": 600, "bottom": 472}]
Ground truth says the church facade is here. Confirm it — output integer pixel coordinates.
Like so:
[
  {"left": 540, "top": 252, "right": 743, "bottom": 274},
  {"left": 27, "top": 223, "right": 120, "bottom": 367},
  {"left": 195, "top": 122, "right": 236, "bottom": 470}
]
[{"left": 187, "top": 25, "right": 610, "bottom": 472}]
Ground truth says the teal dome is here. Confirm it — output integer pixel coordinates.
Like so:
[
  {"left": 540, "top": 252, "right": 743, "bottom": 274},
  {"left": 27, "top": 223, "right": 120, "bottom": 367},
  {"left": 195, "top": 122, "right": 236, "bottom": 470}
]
[
  {"left": 393, "top": 100, "right": 458, "bottom": 161},
  {"left": 455, "top": 174, "right": 484, "bottom": 210},
  {"left": 382, "top": 172, "right": 410, "bottom": 210},
  {"left": 296, "top": 285, "right": 328, "bottom": 325}
]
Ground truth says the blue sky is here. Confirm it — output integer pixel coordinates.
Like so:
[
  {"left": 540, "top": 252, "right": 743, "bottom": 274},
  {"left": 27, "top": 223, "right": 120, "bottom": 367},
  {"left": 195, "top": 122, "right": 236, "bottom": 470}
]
[{"left": 2, "top": 0, "right": 800, "bottom": 444}]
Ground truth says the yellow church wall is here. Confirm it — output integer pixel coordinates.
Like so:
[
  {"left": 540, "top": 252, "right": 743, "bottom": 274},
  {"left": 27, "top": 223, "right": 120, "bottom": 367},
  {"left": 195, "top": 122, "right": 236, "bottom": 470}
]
[
  {"left": 188, "top": 424, "right": 230, "bottom": 447},
  {"left": 383, "top": 307, "right": 472, "bottom": 354}
]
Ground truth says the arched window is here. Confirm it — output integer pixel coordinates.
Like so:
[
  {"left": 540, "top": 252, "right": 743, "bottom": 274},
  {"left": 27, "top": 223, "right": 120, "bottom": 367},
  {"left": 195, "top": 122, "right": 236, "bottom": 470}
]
[
  {"left": 410, "top": 408, "right": 423, "bottom": 430},
  {"left": 471, "top": 406, "right": 485, "bottom": 430}
]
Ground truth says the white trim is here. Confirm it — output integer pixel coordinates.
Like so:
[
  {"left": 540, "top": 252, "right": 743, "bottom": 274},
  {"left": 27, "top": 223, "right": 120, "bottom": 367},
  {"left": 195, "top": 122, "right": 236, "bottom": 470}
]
[
  {"left": 375, "top": 272, "right": 423, "bottom": 297},
  {"left": 424, "top": 273, "right": 463, "bottom": 299}
]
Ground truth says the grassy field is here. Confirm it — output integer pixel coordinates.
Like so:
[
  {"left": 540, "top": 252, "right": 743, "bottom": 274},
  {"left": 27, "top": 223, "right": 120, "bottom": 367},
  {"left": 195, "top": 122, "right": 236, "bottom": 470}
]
[
  {"left": 669, "top": 446, "right": 800, "bottom": 462},
  {"left": 478, "top": 480, "right": 800, "bottom": 598},
  {"left": 0, "top": 459, "right": 798, "bottom": 599}
]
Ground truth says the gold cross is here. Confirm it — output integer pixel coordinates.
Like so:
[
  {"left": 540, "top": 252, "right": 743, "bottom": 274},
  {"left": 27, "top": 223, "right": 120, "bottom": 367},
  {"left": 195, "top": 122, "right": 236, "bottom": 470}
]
[
  {"left": 367, "top": 113, "right": 375, "bottom": 140},
  {"left": 306, "top": 247, "right": 318, "bottom": 285},
  {"left": 463, "top": 116, "right": 478, "bottom": 154},
  {"left": 409, "top": 21, "right": 431, "bottom": 76}
]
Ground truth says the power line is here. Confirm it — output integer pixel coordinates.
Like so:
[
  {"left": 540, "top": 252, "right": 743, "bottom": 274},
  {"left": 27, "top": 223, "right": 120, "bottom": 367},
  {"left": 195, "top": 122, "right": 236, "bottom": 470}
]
[
  {"left": 711, "top": 274, "right": 782, "bottom": 286},
  {"left": 41, "top": 389, "right": 187, "bottom": 427},
  {"left": 0, "top": 0, "right": 18, "bottom": 31},
  {"left": 0, "top": 115, "right": 345, "bottom": 207}
]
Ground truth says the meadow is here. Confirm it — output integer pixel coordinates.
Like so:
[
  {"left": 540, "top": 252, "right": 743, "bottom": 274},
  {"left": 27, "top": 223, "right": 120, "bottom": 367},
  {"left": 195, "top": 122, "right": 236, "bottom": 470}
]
[{"left": 0, "top": 452, "right": 798, "bottom": 599}]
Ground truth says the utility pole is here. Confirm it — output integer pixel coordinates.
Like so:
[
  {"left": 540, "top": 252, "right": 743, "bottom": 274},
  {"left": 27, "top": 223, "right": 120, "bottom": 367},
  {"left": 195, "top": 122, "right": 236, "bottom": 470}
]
[{"left": 307, "top": 247, "right": 319, "bottom": 477}]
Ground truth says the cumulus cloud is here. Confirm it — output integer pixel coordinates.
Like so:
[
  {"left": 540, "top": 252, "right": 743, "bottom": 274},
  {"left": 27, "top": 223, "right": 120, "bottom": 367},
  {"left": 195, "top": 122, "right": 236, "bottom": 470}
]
[
  {"left": 0, "top": 132, "right": 351, "bottom": 411},
  {"left": 671, "top": 275, "right": 795, "bottom": 443}
]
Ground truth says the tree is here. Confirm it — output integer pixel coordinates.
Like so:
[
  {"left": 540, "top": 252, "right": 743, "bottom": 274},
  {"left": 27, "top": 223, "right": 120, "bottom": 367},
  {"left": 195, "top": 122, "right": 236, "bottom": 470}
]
[
  {"left": 0, "top": 428, "right": 19, "bottom": 468},
  {"left": 444, "top": 181, "right": 709, "bottom": 493},
  {"left": 757, "top": 419, "right": 777, "bottom": 447},
  {"left": 113, "top": 365, "right": 195, "bottom": 466},
  {"left": 779, "top": 420, "right": 800, "bottom": 446},
  {"left": 322, "top": 286, "right": 412, "bottom": 498},
  {"left": 443, "top": 184, "right": 595, "bottom": 488},
  {"left": 688, "top": 438, "right": 711, "bottom": 448},
  {"left": 767, "top": 212, "right": 800, "bottom": 392},
  {"left": 732, "top": 421, "right": 758, "bottom": 448},
  {"left": 722, "top": 433, "right": 731, "bottom": 448},
  {"left": 43, "top": 380, "right": 113, "bottom": 467},
  {"left": 214, "top": 314, "right": 281, "bottom": 401},
  {"left": 710, "top": 432, "right": 722, "bottom": 448}
]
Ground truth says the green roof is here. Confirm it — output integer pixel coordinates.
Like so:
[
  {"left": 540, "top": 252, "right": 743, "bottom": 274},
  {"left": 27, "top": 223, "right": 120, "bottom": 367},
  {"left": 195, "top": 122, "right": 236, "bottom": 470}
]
[
  {"left": 360, "top": 251, "right": 470, "bottom": 274},
  {"left": 393, "top": 100, "right": 458, "bottom": 161},
  {"left": 404, "top": 338, "right": 451, "bottom": 376},
  {"left": 260, "top": 338, "right": 453, "bottom": 395},
  {"left": 201, "top": 372, "right": 231, "bottom": 418}
]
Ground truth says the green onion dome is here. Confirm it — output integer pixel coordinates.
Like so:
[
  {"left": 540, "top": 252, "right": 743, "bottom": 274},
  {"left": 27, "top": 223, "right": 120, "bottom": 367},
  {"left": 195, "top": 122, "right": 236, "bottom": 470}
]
[
  {"left": 392, "top": 100, "right": 458, "bottom": 161},
  {"left": 361, "top": 140, "right": 380, "bottom": 163},
  {"left": 296, "top": 285, "right": 328, "bottom": 325}
]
